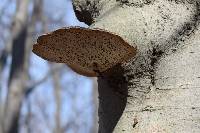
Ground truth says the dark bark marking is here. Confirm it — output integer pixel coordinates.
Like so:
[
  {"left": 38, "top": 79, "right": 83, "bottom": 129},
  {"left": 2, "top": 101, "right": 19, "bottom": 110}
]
[
  {"left": 72, "top": 0, "right": 100, "bottom": 25},
  {"left": 117, "top": 0, "right": 155, "bottom": 7},
  {"left": 132, "top": 117, "right": 138, "bottom": 128}
]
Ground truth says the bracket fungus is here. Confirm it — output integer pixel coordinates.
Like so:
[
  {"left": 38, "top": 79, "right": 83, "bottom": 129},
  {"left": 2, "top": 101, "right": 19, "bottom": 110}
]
[{"left": 32, "top": 27, "right": 137, "bottom": 77}]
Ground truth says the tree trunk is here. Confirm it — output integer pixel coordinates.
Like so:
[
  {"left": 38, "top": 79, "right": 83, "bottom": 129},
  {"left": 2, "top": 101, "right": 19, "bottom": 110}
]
[
  {"left": 3, "top": 0, "right": 29, "bottom": 132},
  {"left": 3, "top": 0, "right": 43, "bottom": 132},
  {"left": 51, "top": 63, "right": 62, "bottom": 133},
  {"left": 72, "top": 0, "right": 200, "bottom": 132},
  {"left": 91, "top": 78, "right": 99, "bottom": 133}
]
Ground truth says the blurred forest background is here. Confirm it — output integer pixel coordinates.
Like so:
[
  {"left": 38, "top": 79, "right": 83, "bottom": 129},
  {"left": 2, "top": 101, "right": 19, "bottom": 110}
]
[{"left": 0, "top": 0, "right": 98, "bottom": 133}]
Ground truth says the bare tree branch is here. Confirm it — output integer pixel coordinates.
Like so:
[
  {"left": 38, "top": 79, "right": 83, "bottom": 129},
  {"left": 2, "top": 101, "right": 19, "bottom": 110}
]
[
  {"left": 35, "top": 96, "right": 52, "bottom": 131},
  {"left": 25, "top": 64, "right": 65, "bottom": 97},
  {"left": 50, "top": 63, "right": 62, "bottom": 133}
]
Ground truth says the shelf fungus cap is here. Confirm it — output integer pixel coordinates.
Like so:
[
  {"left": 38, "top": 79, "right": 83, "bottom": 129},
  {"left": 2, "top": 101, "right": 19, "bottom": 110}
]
[{"left": 32, "top": 27, "right": 137, "bottom": 77}]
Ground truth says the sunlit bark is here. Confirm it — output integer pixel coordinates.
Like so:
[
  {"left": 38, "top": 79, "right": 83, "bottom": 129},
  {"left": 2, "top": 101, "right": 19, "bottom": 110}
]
[{"left": 73, "top": 0, "right": 200, "bottom": 132}]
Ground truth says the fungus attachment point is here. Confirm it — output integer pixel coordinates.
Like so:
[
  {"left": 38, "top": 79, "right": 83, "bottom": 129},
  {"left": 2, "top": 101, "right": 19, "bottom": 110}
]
[{"left": 32, "top": 27, "right": 137, "bottom": 77}]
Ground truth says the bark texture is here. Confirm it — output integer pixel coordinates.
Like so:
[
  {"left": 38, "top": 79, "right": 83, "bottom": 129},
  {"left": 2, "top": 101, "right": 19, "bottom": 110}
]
[{"left": 73, "top": 0, "right": 200, "bottom": 132}]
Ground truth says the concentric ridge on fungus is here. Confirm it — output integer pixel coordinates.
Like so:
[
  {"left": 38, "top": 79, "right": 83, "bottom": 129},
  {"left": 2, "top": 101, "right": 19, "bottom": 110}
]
[{"left": 32, "top": 26, "right": 137, "bottom": 77}]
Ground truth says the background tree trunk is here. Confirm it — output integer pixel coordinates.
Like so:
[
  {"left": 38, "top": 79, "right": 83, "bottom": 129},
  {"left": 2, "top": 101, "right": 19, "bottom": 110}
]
[
  {"left": 3, "top": 0, "right": 43, "bottom": 132},
  {"left": 72, "top": 0, "right": 200, "bottom": 132},
  {"left": 1, "top": 0, "right": 94, "bottom": 132},
  {"left": 91, "top": 78, "right": 99, "bottom": 133},
  {"left": 3, "top": 0, "right": 29, "bottom": 132},
  {"left": 51, "top": 63, "right": 62, "bottom": 133}
]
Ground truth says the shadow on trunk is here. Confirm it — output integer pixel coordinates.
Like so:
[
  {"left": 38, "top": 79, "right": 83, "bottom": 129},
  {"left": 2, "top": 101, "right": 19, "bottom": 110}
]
[{"left": 98, "top": 64, "right": 128, "bottom": 132}]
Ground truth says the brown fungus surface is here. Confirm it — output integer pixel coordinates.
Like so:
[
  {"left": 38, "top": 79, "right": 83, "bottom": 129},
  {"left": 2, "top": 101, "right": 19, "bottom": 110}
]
[{"left": 32, "top": 27, "right": 137, "bottom": 77}]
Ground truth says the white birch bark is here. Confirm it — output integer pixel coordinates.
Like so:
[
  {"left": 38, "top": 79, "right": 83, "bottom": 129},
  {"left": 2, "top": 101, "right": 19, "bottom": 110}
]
[{"left": 73, "top": 0, "right": 200, "bottom": 132}]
